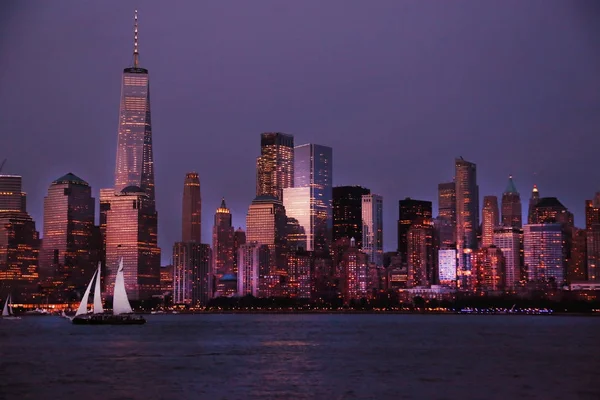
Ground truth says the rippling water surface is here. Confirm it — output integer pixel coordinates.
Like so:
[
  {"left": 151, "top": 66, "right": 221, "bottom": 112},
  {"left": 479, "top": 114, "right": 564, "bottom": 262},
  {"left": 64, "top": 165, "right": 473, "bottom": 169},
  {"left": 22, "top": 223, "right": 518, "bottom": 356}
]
[{"left": 0, "top": 314, "right": 597, "bottom": 400}]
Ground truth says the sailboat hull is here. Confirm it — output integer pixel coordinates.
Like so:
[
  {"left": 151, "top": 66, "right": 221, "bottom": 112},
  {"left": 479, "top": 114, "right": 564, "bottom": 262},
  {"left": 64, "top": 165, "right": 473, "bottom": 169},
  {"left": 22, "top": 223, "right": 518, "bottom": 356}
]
[{"left": 72, "top": 314, "right": 146, "bottom": 325}]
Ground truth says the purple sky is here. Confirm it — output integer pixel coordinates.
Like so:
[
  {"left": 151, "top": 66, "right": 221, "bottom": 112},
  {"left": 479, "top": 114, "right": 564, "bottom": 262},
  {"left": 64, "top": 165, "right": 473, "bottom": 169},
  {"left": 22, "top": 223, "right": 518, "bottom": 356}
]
[{"left": 1, "top": 1, "right": 599, "bottom": 264}]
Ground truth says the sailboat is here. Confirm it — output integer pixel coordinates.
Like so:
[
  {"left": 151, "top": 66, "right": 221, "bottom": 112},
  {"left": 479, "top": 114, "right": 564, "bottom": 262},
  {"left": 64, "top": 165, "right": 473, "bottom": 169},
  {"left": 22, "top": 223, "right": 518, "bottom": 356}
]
[
  {"left": 72, "top": 259, "right": 146, "bottom": 325},
  {"left": 2, "top": 294, "right": 21, "bottom": 320}
]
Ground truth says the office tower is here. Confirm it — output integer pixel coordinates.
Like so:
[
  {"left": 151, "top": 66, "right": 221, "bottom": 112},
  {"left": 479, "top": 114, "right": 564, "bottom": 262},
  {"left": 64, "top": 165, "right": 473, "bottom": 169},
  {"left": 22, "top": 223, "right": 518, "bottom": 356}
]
[
  {"left": 291, "top": 143, "right": 333, "bottom": 254},
  {"left": 527, "top": 185, "right": 540, "bottom": 224},
  {"left": 103, "top": 12, "right": 160, "bottom": 300},
  {"left": 40, "top": 173, "right": 95, "bottom": 289},
  {"left": 172, "top": 242, "right": 193, "bottom": 304},
  {"left": 102, "top": 187, "right": 161, "bottom": 300},
  {"left": 182, "top": 172, "right": 201, "bottom": 243},
  {"left": 585, "top": 196, "right": 600, "bottom": 281},
  {"left": 406, "top": 219, "right": 434, "bottom": 287},
  {"left": 493, "top": 226, "right": 523, "bottom": 289},
  {"left": 340, "top": 242, "right": 368, "bottom": 304},
  {"left": 455, "top": 158, "right": 479, "bottom": 276},
  {"left": 0, "top": 174, "right": 39, "bottom": 301},
  {"left": 501, "top": 175, "right": 522, "bottom": 228},
  {"left": 362, "top": 194, "right": 383, "bottom": 265},
  {"left": 238, "top": 242, "right": 269, "bottom": 297},
  {"left": 530, "top": 197, "right": 574, "bottom": 226},
  {"left": 160, "top": 265, "right": 174, "bottom": 295},
  {"left": 256, "top": 132, "right": 294, "bottom": 200},
  {"left": 191, "top": 244, "right": 211, "bottom": 306},
  {"left": 286, "top": 217, "right": 307, "bottom": 251},
  {"left": 397, "top": 198, "right": 432, "bottom": 264},
  {"left": 481, "top": 196, "right": 499, "bottom": 248},
  {"left": 233, "top": 228, "right": 246, "bottom": 275},
  {"left": 287, "top": 250, "right": 312, "bottom": 298},
  {"left": 568, "top": 228, "right": 587, "bottom": 282},
  {"left": 0, "top": 175, "right": 26, "bottom": 213},
  {"left": 283, "top": 187, "right": 311, "bottom": 247},
  {"left": 212, "top": 198, "right": 235, "bottom": 296},
  {"left": 332, "top": 186, "right": 370, "bottom": 249},
  {"left": 523, "top": 223, "right": 568, "bottom": 285},
  {"left": 434, "top": 217, "right": 455, "bottom": 249},
  {"left": 472, "top": 246, "right": 505, "bottom": 293},
  {"left": 438, "top": 249, "right": 457, "bottom": 284},
  {"left": 437, "top": 182, "right": 456, "bottom": 247},
  {"left": 246, "top": 195, "right": 287, "bottom": 272}
]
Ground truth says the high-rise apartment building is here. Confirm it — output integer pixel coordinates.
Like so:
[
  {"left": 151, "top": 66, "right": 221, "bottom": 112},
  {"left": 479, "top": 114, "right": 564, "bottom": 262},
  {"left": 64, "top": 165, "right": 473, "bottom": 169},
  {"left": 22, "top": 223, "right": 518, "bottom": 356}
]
[
  {"left": 256, "top": 132, "right": 294, "bottom": 200},
  {"left": 472, "top": 246, "right": 505, "bottom": 293},
  {"left": 407, "top": 219, "right": 434, "bottom": 287},
  {"left": 398, "top": 198, "right": 432, "bottom": 264},
  {"left": 237, "top": 241, "right": 269, "bottom": 297},
  {"left": 585, "top": 196, "right": 600, "bottom": 281},
  {"left": 103, "top": 12, "right": 160, "bottom": 300},
  {"left": 340, "top": 243, "right": 368, "bottom": 304},
  {"left": 246, "top": 195, "right": 287, "bottom": 272},
  {"left": 0, "top": 174, "right": 39, "bottom": 301},
  {"left": 182, "top": 172, "right": 201, "bottom": 243},
  {"left": 172, "top": 242, "right": 211, "bottom": 305},
  {"left": 523, "top": 223, "right": 568, "bottom": 285},
  {"left": 455, "top": 157, "right": 479, "bottom": 273},
  {"left": 287, "top": 250, "right": 312, "bottom": 299},
  {"left": 569, "top": 228, "right": 587, "bottom": 282},
  {"left": 527, "top": 185, "right": 540, "bottom": 224},
  {"left": 501, "top": 175, "right": 522, "bottom": 228},
  {"left": 481, "top": 195, "right": 499, "bottom": 248},
  {"left": 332, "top": 186, "right": 370, "bottom": 249},
  {"left": 40, "top": 173, "right": 96, "bottom": 290},
  {"left": 493, "top": 226, "right": 522, "bottom": 289},
  {"left": 362, "top": 194, "right": 383, "bottom": 265},
  {"left": 212, "top": 198, "right": 236, "bottom": 296},
  {"left": 283, "top": 143, "right": 332, "bottom": 254},
  {"left": 233, "top": 228, "right": 246, "bottom": 275},
  {"left": 438, "top": 249, "right": 457, "bottom": 284},
  {"left": 437, "top": 182, "right": 456, "bottom": 247}
]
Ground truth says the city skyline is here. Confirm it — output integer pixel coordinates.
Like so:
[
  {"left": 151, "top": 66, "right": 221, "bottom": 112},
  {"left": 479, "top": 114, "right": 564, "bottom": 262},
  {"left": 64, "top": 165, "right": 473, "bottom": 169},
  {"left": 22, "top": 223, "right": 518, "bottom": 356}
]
[{"left": 1, "top": 2, "right": 599, "bottom": 264}]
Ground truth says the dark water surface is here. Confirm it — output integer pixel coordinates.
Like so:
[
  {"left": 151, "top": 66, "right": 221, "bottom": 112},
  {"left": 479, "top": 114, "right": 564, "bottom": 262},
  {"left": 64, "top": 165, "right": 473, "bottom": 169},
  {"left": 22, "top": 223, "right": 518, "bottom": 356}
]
[{"left": 0, "top": 314, "right": 598, "bottom": 400}]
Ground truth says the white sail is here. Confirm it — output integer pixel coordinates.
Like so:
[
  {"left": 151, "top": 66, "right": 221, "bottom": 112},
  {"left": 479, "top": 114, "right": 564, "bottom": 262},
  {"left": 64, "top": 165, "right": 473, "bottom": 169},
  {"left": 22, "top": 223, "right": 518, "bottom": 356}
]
[
  {"left": 93, "top": 263, "right": 104, "bottom": 314},
  {"left": 75, "top": 269, "right": 97, "bottom": 317},
  {"left": 113, "top": 258, "right": 133, "bottom": 315},
  {"left": 2, "top": 295, "right": 10, "bottom": 316}
]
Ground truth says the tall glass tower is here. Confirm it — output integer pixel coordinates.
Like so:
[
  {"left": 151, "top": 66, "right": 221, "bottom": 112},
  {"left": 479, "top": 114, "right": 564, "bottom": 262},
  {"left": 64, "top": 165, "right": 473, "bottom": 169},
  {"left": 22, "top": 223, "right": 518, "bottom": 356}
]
[{"left": 114, "top": 10, "right": 155, "bottom": 201}]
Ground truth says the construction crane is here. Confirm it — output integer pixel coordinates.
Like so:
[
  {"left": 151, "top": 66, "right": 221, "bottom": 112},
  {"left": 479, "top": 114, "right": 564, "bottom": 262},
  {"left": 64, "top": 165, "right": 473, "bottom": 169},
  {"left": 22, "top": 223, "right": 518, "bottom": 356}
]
[{"left": 0, "top": 159, "right": 6, "bottom": 174}]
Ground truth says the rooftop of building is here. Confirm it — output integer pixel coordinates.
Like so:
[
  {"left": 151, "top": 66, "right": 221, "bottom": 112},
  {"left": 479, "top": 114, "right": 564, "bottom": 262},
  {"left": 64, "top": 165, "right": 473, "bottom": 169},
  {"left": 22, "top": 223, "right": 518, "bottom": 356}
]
[
  {"left": 504, "top": 175, "right": 518, "bottom": 194},
  {"left": 535, "top": 197, "right": 566, "bottom": 209},
  {"left": 52, "top": 172, "right": 89, "bottom": 186}
]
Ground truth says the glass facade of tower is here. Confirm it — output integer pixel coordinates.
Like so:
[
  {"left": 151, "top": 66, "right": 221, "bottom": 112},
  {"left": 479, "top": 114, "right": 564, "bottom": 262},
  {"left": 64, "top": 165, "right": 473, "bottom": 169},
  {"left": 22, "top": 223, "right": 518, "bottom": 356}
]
[
  {"left": 397, "top": 198, "right": 432, "bottom": 264},
  {"left": 494, "top": 226, "right": 523, "bottom": 289},
  {"left": 114, "top": 68, "right": 155, "bottom": 201},
  {"left": 256, "top": 132, "right": 294, "bottom": 201},
  {"left": 246, "top": 196, "right": 287, "bottom": 272},
  {"left": 362, "top": 194, "right": 383, "bottom": 265},
  {"left": 40, "top": 173, "right": 96, "bottom": 289},
  {"left": 212, "top": 199, "right": 236, "bottom": 297},
  {"left": 0, "top": 175, "right": 26, "bottom": 213},
  {"left": 481, "top": 195, "right": 499, "bottom": 248},
  {"left": 523, "top": 223, "right": 567, "bottom": 285},
  {"left": 455, "top": 158, "right": 479, "bottom": 272},
  {"left": 333, "top": 186, "right": 370, "bottom": 249},
  {"left": 291, "top": 143, "right": 333, "bottom": 255},
  {"left": 103, "top": 188, "right": 161, "bottom": 300}
]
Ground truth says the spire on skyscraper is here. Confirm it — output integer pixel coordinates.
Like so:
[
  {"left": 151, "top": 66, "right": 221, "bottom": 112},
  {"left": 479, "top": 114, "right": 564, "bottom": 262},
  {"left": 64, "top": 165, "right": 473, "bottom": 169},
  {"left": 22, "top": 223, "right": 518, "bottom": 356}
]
[
  {"left": 504, "top": 175, "right": 518, "bottom": 194},
  {"left": 217, "top": 198, "right": 230, "bottom": 213},
  {"left": 133, "top": 10, "right": 139, "bottom": 68}
]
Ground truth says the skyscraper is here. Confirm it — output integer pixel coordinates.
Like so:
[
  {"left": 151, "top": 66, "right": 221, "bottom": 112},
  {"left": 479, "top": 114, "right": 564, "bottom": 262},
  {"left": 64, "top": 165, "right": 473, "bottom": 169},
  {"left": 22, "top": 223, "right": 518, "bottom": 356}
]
[
  {"left": 40, "top": 173, "right": 96, "bottom": 289},
  {"left": 256, "top": 132, "right": 294, "bottom": 200},
  {"left": 455, "top": 157, "right": 479, "bottom": 270},
  {"left": 472, "top": 246, "right": 505, "bottom": 293},
  {"left": 523, "top": 223, "right": 568, "bottom": 285},
  {"left": 182, "top": 172, "right": 201, "bottom": 243},
  {"left": 246, "top": 195, "right": 288, "bottom": 272},
  {"left": 407, "top": 220, "right": 434, "bottom": 287},
  {"left": 114, "top": 11, "right": 155, "bottom": 201},
  {"left": 362, "top": 194, "right": 383, "bottom": 265},
  {"left": 527, "top": 185, "right": 540, "bottom": 224},
  {"left": 501, "top": 175, "right": 522, "bottom": 228},
  {"left": 0, "top": 174, "right": 39, "bottom": 301},
  {"left": 493, "top": 226, "right": 522, "bottom": 289},
  {"left": 481, "top": 195, "right": 499, "bottom": 248},
  {"left": 397, "top": 198, "right": 432, "bottom": 263},
  {"left": 103, "top": 12, "right": 160, "bottom": 300},
  {"left": 437, "top": 182, "right": 456, "bottom": 246},
  {"left": 332, "top": 186, "right": 370, "bottom": 249},
  {"left": 283, "top": 143, "right": 332, "bottom": 254},
  {"left": 212, "top": 198, "right": 235, "bottom": 296},
  {"left": 237, "top": 241, "right": 268, "bottom": 297},
  {"left": 585, "top": 196, "right": 600, "bottom": 281},
  {"left": 172, "top": 242, "right": 211, "bottom": 305},
  {"left": 530, "top": 197, "right": 574, "bottom": 226}
]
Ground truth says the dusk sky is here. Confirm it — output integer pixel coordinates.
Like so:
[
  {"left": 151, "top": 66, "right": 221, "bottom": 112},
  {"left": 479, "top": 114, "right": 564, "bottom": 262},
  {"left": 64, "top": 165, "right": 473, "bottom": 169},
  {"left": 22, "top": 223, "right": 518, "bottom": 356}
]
[{"left": 1, "top": 1, "right": 599, "bottom": 264}]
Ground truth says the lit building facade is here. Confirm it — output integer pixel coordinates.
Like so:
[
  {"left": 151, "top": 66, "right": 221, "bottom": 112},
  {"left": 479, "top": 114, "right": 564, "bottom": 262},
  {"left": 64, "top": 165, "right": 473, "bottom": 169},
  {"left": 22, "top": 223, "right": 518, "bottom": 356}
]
[
  {"left": 501, "top": 175, "right": 522, "bottom": 228},
  {"left": 283, "top": 187, "right": 311, "bottom": 248},
  {"left": 569, "top": 228, "right": 587, "bottom": 282},
  {"left": 523, "top": 223, "right": 568, "bottom": 285},
  {"left": 481, "top": 195, "right": 499, "bottom": 248},
  {"left": 212, "top": 198, "right": 236, "bottom": 297},
  {"left": 472, "top": 246, "right": 505, "bottom": 293},
  {"left": 182, "top": 172, "right": 201, "bottom": 243},
  {"left": 340, "top": 245, "right": 368, "bottom": 304},
  {"left": 455, "top": 158, "right": 479, "bottom": 273},
  {"left": 286, "top": 217, "right": 307, "bottom": 252},
  {"left": 586, "top": 196, "right": 600, "bottom": 281},
  {"left": 40, "top": 173, "right": 95, "bottom": 289},
  {"left": 438, "top": 249, "right": 457, "bottom": 284},
  {"left": 246, "top": 195, "right": 287, "bottom": 272},
  {"left": 172, "top": 242, "right": 193, "bottom": 304},
  {"left": 332, "top": 186, "right": 370, "bottom": 249},
  {"left": 256, "top": 132, "right": 294, "bottom": 201},
  {"left": 287, "top": 250, "right": 312, "bottom": 298},
  {"left": 407, "top": 220, "right": 434, "bottom": 287},
  {"left": 362, "top": 194, "right": 383, "bottom": 265},
  {"left": 527, "top": 185, "right": 540, "bottom": 224},
  {"left": 398, "top": 198, "right": 432, "bottom": 264},
  {"left": 237, "top": 241, "right": 269, "bottom": 297},
  {"left": 493, "top": 226, "right": 523, "bottom": 289},
  {"left": 0, "top": 175, "right": 26, "bottom": 213},
  {"left": 102, "top": 187, "right": 161, "bottom": 300},
  {"left": 233, "top": 228, "right": 246, "bottom": 275},
  {"left": 293, "top": 143, "right": 333, "bottom": 254},
  {"left": 437, "top": 182, "right": 456, "bottom": 247}
]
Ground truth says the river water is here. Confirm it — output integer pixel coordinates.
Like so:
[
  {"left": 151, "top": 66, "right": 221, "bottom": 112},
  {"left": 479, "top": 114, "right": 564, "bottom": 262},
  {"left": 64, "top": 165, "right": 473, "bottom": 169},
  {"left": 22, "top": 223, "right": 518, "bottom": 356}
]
[{"left": 0, "top": 314, "right": 597, "bottom": 399}]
